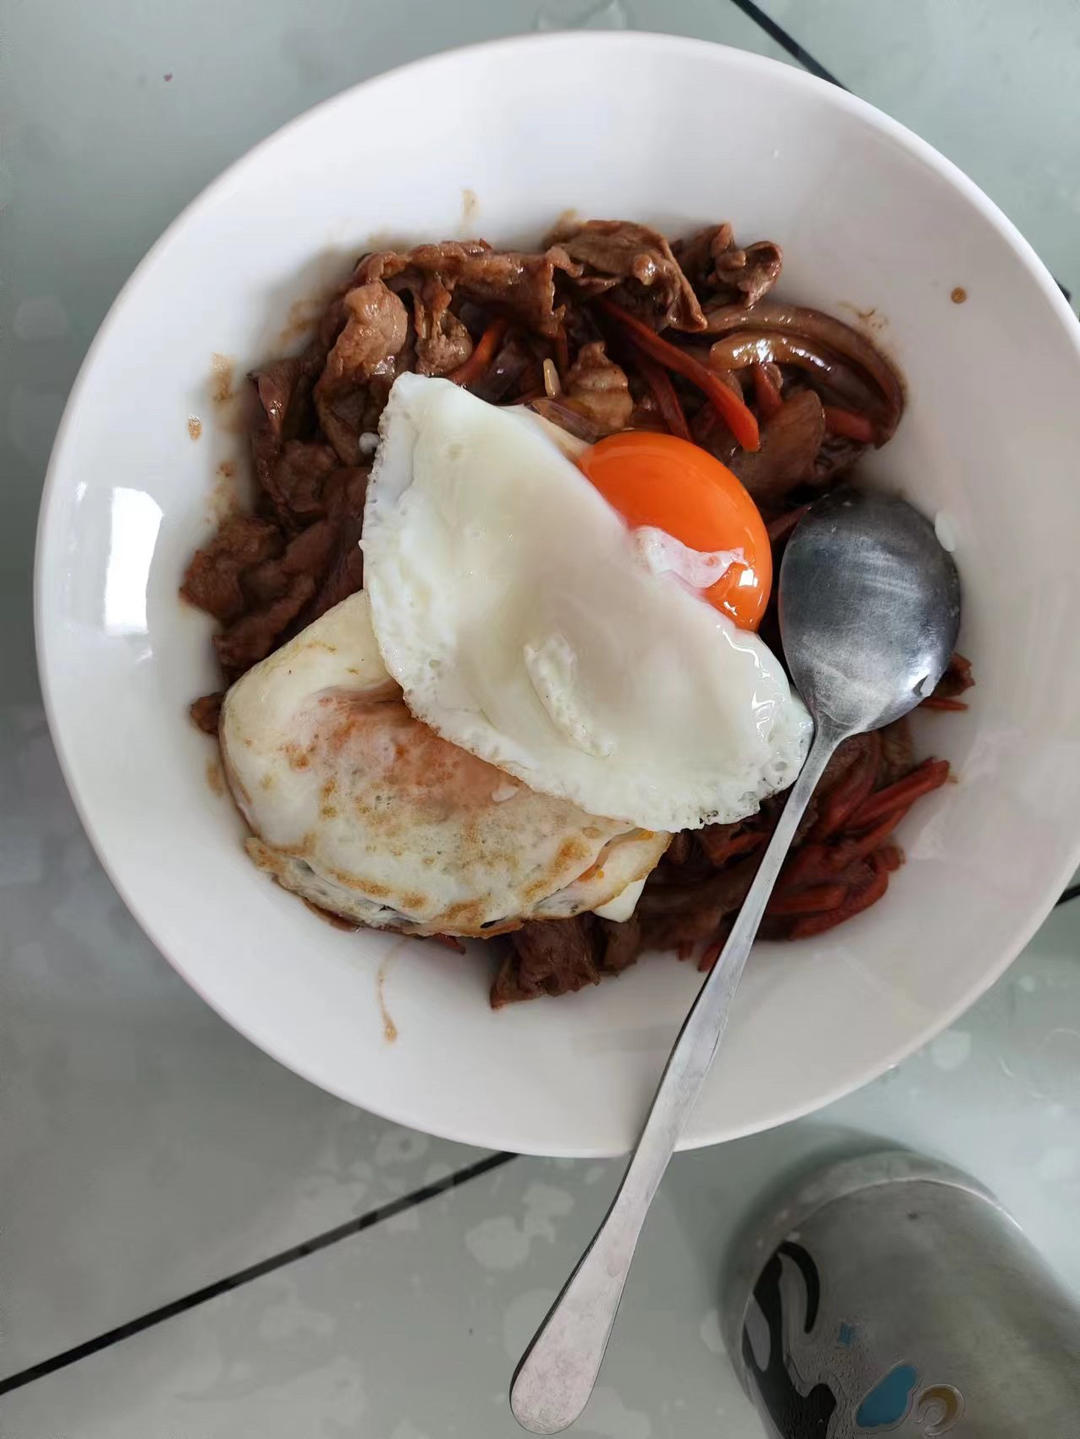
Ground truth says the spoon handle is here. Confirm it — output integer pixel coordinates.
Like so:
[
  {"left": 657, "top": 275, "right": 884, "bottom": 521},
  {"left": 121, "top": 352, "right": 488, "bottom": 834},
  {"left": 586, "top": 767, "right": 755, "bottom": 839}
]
[{"left": 510, "top": 721, "right": 843, "bottom": 1435}]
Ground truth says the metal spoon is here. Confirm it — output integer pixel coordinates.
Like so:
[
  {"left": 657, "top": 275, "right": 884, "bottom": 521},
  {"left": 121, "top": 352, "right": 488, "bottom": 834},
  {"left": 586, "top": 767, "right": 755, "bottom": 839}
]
[{"left": 510, "top": 486, "right": 961, "bottom": 1435}]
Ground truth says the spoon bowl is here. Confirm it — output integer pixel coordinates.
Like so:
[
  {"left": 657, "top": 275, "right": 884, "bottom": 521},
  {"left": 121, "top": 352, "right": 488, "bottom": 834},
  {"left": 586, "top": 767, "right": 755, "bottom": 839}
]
[{"left": 781, "top": 487, "right": 961, "bottom": 733}]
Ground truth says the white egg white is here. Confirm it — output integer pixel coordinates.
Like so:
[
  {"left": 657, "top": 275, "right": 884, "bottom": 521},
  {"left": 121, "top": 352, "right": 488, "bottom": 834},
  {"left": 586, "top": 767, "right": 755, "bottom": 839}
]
[
  {"left": 220, "top": 591, "right": 668, "bottom": 935},
  {"left": 363, "top": 373, "right": 811, "bottom": 832}
]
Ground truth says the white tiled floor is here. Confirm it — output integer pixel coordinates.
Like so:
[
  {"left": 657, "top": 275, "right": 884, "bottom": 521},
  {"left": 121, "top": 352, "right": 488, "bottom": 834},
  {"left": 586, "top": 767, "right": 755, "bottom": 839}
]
[
  {"left": 0, "top": 704, "right": 487, "bottom": 1375},
  {"left": 3, "top": 3, "right": 1080, "bottom": 1437},
  {"left": 3, "top": 905, "right": 1080, "bottom": 1437}
]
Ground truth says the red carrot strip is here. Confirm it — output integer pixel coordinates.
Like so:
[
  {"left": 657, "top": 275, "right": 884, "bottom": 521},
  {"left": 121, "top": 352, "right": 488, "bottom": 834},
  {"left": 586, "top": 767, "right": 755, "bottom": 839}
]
[
  {"left": 825, "top": 805, "right": 913, "bottom": 870},
  {"left": 597, "top": 299, "right": 760, "bottom": 451},
  {"left": 847, "top": 759, "right": 950, "bottom": 829},
  {"left": 777, "top": 842, "right": 839, "bottom": 891},
  {"left": 699, "top": 826, "right": 766, "bottom": 866},
  {"left": 638, "top": 353, "right": 692, "bottom": 440},
  {"left": 823, "top": 406, "right": 876, "bottom": 444},
  {"left": 751, "top": 362, "right": 783, "bottom": 419},
  {"left": 768, "top": 882, "right": 849, "bottom": 916},
  {"left": 878, "top": 843, "right": 904, "bottom": 872},
  {"left": 790, "top": 853, "right": 890, "bottom": 938},
  {"left": 811, "top": 733, "right": 881, "bottom": 840},
  {"left": 448, "top": 318, "right": 508, "bottom": 387}
]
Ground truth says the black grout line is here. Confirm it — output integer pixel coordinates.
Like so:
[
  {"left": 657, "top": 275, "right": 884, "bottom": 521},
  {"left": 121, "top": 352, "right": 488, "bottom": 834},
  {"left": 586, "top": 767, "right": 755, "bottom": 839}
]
[
  {"left": 0, "top": 1150, "right": 517, "bottom": 1397},
  {"left": 726, "top": 0, "right": 847, "bottom": 87},
  {"left": 1056, "top": 883, "right": 1080, "bottom": 907}
]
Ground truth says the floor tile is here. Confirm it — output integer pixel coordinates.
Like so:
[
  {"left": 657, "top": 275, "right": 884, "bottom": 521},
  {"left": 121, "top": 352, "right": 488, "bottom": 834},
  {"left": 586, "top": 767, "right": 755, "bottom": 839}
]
[
  {"left": 5, "top": 899, "right": 1079, "bottom": 1432},
  {"left": 0, "top": 704, "right": 488, "bottom": 1377},
  {"left": 754, "top": 0, "right": 1080, "bottom": 304}
]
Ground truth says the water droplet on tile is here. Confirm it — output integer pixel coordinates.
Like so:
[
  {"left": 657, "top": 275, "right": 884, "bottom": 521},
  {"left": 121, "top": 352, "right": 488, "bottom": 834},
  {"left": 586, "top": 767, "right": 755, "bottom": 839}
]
[
  {"left": 466, "top": 1183, "right": 574, "bottom": 1270},
  {"left": 1018, "top": 974, "right": 1037, "bottom": 992},
  {"left": 580, "top": 1385, "right": 652, "bottom": 1439},
  {"left": 373, "top": 1127, "right": 429, "bottom": 1166},
  {"left": 930, "top": 1029, "right": 972, "bottom": 1071},
  {"left": 466, "top": 1214, "right": 531, "bottom": 1270}
]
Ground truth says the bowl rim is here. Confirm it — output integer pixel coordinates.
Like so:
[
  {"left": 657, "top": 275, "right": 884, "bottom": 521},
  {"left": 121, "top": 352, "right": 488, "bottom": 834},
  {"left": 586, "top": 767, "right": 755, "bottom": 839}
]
[{"left": 34, "top": 30, "right": 1080, "bottom": 1155}]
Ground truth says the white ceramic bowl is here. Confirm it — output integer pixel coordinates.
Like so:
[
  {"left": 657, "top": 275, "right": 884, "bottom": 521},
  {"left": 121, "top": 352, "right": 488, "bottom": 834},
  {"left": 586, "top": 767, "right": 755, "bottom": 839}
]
[{"left": 37, "top": 33, "right": 1080, "bottom": 1157}]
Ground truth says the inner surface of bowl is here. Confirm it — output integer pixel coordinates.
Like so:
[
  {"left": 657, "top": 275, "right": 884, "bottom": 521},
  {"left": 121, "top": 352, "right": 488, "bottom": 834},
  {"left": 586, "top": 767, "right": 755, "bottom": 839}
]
[{"left": 36, "top": 34, "right": 1080, "bottom": 1156}]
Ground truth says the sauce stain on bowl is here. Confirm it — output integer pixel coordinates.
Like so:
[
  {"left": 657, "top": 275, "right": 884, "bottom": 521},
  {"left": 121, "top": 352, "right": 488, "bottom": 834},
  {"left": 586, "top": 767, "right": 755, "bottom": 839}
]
[
  {"left": 377, "top": 950, "right": 400, "bottom": 1043},
  {"left": 210, "top": 353, "right": 235, "bottom": 403}
]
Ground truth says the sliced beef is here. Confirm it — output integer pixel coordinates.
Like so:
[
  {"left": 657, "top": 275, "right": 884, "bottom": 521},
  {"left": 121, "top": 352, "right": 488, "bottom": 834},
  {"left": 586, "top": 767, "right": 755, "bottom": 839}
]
[
  {"left": 314, "top": 281, "right": 409, "bottom": 462},
  {"left": 676, "top": 223, "right": 783, "bottom": 308},
  {"left": 560, "top": 340, "right": 633, "bottom": 435},
  {"left": 491, "top": 916, "right": 601, "bottom": 1006},
  {"left": 180, "top": 515, "right": 283, "bottom": 624},
  {"left": 729, "top": 390, "right": 826, "bottom": 502},
  {"left": 253, "top": 355, "right": 312, "bottom": 440},
  {"left": 189, "top": 691, "right": 224, "bottom": 735},
  {"left": 320, "top": 281, "right": 409, "bottom": 389},
  {"left": 213, "top": 572, "right": 316, "bottom": 676},
  {"left": 241, "top": 519, "right": 339, "bottom": 607},
  {"left": 553, "top": 219, "right": 706, "bottom": 332},
  {"left": 638, "top": 854, "right": 762, "bottom": 951},
  {"left": 249, "top": 338, "right": 340, "bottom": 522},
  {"left": 406, "top": 275, "right": 475, "bottom": 376},
  {"left": 297, "top": 518, "right": 366, "bottom": 628},
  {"left": 714, "top": 238, "right": 783, "bottom": 308},
  {"left": 356, "top": 240, "right": 580, "bottom": 338},
  {"left": 261, "top": 440, "right": 341, "bottom": 524},
  {"left": 597, "top": 915, "right": 645, "bottom": 974}
]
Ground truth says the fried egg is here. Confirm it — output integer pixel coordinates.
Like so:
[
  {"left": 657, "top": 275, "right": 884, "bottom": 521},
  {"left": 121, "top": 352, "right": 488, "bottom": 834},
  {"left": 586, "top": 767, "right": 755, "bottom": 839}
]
[
  {"left": 220, "top": 591, "right": 668, "bottom": 935},
  {"left": 363, "top": 373, "right": 811, "bottom": 832}
]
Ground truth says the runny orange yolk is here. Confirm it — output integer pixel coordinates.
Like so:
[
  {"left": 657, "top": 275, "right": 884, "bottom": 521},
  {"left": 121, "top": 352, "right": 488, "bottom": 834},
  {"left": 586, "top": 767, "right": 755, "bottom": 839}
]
[{"left": 577, "top": 431, "right": 773, "bottom": 631}]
